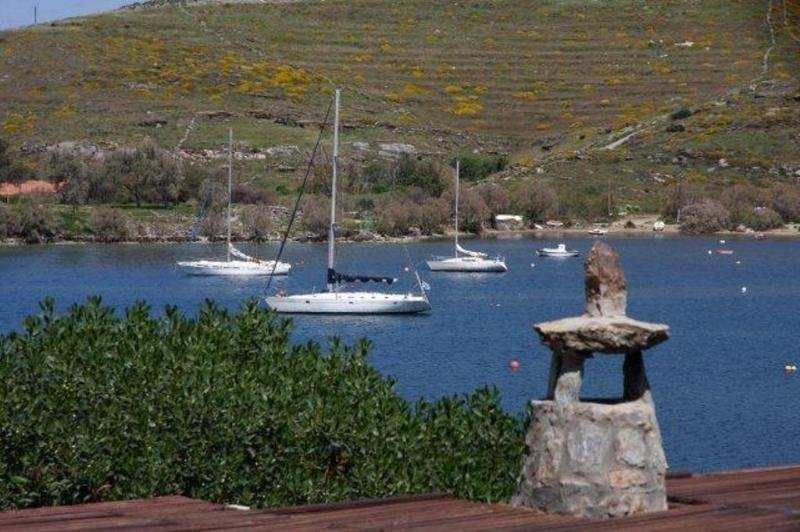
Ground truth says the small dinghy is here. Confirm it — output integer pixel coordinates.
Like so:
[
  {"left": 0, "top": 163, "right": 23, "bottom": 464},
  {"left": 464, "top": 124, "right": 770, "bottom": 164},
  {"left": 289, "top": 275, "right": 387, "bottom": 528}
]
[
  {"left": 715, "top": 249, "right": 734, "bottom": 255},
  {"left": 537, "top": 243, "right": 579, "bottom": 257},
  {"left": 588, "top": 227, "right": 607, "bottom": 236}
]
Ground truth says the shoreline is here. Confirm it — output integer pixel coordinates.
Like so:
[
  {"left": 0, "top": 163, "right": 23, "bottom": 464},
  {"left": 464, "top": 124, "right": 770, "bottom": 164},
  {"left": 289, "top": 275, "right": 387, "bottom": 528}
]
[{"left": 2, "top": 223, "right": 798, "bottom": 246}]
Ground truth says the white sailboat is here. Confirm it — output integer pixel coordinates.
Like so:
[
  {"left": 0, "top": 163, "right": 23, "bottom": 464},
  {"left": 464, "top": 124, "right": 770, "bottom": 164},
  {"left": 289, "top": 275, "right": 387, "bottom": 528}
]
[
  {"left": 266, "top": 89, "right": 431, "bottom": 314},
  {"left": 177, "top": 129, "right": 292, "bottom": 277},
  {"left": 426, "top": 161, "right": 507, "bottom": 273}
]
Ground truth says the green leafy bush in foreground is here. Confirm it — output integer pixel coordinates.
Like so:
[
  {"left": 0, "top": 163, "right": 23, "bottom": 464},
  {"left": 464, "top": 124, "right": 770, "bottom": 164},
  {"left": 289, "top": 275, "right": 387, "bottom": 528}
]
[{"left": 0, "top": 298, "right": 524, "bottom": 510}]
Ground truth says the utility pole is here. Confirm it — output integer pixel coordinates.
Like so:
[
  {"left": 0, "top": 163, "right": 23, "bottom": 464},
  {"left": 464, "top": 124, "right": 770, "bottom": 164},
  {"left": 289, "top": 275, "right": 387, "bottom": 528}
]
[{"left": 34, "top": 6, "right": 38, "bottom": 25}]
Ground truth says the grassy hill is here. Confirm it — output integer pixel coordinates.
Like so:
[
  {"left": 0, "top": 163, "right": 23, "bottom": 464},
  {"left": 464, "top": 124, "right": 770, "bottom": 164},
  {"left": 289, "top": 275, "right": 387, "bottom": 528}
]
[{"left": 0, "top": 0, "right": 798, "bottom": 228}]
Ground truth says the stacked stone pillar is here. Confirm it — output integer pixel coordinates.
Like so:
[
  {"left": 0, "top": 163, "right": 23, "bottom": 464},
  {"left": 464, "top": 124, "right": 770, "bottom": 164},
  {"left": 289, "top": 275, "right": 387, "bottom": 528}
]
[{"left": 513, "top": 242, "right": 669, "bottom": 519}]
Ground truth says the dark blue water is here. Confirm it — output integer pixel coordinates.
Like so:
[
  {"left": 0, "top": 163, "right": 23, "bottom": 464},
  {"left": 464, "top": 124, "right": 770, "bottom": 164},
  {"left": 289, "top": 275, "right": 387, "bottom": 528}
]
[{"left": 2, "top": 235, "right": 799, "bottom": 473}]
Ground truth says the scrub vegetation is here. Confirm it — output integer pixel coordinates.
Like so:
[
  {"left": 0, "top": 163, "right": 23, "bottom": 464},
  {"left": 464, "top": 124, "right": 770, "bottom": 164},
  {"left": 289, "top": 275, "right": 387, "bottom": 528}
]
[
  {"left": 0, "top": 0, "right": 798, "bottom": 239},
  {"left": 0, "top": 299, "right": 525, "bottom": 510}
]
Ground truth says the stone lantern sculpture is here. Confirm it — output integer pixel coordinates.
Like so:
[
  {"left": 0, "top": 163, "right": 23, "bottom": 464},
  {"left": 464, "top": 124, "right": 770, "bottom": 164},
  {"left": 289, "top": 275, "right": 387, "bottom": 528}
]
[{"left": 513, "top": 242, "right": 669, "bottom": 518}]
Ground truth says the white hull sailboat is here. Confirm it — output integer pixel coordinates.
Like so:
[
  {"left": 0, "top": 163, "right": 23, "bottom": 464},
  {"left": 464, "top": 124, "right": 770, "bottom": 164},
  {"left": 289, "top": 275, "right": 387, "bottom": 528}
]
[
  {"left": 177, "top": 129, "right": 292, "bottom": 277},
  {"left": 426, "top": 161, "right": 507, "bottom": 273},
  {"left": 267, "top": 291, "right": 431, "bottom": 314},
  {"left": 266, "top": 90, "right": 430, "bottom": 315},
  {"left": 179, "top": 253, "right": 292, "bottom": 276}
]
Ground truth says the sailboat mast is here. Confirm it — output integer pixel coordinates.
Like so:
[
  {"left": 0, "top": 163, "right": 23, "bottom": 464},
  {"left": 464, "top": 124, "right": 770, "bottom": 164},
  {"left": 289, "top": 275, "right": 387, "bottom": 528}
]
[
  {"left": 454, "top": 159, "right": 460, "bottom": 257},
  {"left": 327, "top": 89, "right": 341, "bottom": 292},
  {"left": 226, "top": 128, "right": 233, "bottom": 261}
]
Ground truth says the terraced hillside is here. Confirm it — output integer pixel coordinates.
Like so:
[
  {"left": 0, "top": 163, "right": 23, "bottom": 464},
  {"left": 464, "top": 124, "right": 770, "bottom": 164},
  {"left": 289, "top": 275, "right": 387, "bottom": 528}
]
[{"left": 0, "top": 0, "right": 798, "bottom": 220}]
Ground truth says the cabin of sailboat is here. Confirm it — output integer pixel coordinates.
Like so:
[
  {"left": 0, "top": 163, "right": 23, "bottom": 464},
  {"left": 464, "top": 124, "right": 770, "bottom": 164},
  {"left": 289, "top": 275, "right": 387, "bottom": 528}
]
[
  {"left": 426, "top": 161, "right": 507, "bottom": 273},
  {"left": 177, "top": 129, "right": 292, "bottom": 276},
  {"left": 266, "top": 89, "right": 431, "bottom": 314}
]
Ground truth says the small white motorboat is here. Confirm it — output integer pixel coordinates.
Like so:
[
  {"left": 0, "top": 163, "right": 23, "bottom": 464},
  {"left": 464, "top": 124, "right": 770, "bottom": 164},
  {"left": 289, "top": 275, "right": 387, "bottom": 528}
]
[
  {"left": 537, "top": 243, "right": 579, "bottom": 257},
  {"left": 588, "top": 227, "right": 607, "bottom": 236},
  {"left": 653, "top": 220, "right": 666, "bottom": 232}
]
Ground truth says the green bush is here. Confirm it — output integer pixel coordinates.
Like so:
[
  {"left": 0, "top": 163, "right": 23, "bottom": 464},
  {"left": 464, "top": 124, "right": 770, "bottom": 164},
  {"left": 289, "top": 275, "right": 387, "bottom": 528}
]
[
  {"left": 453, "top": 153, "right": 507, "bottom": 182},
  {"left": 0, "top": 299, "right": 524, "bottom": 510},
  {"left": 396, "top": 156, "right": 445, "bottom": 195},
  {"left": 740, "top": 207, "right": 783, "bottom": 231}
]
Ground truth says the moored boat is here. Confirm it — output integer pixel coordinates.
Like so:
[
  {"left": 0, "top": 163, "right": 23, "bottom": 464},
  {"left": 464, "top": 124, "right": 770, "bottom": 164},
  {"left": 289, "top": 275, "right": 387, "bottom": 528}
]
[
  {"left": 427, "top": 160, "right": 507, "bottom": 273},
  {"left": 537, "top": 243, "right": 579, "bottom": 257},
  {"left": 266, "top": 89, "right": 430, "bottom": 315},
  {"left": 177, "top": 129, "right": 292, "bottom": 277}
]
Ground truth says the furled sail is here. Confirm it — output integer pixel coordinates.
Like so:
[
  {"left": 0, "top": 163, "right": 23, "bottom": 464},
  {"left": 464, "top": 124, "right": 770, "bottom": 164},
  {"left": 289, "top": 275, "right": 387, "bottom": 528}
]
[
  {"left": 456, "top": 243, "right": 488, "bottom": 258},
  {"left": 328, "top": 268, "right": 397, "bottom": 285},
  {"left": 229, "top": 243, "right": 259, "bottom": 263}
]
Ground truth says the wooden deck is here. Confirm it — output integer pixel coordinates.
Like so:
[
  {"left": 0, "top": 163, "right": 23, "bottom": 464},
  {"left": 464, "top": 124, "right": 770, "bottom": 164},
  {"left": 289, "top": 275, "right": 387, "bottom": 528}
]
[{"left": 1, "top": 466, "right": 799, "bottom": 531}]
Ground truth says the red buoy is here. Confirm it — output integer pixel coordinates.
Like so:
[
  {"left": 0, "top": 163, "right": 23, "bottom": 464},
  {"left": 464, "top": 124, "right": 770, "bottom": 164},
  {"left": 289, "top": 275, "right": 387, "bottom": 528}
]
[{"left": 509, "top": 359, "right": 521, "bottom": 371}]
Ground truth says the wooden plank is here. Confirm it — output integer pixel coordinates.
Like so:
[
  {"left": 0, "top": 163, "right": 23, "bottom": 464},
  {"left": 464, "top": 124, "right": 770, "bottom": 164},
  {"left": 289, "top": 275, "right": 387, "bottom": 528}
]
[{"left": 0, "top": 466, "right": 799, "bottom": 531}]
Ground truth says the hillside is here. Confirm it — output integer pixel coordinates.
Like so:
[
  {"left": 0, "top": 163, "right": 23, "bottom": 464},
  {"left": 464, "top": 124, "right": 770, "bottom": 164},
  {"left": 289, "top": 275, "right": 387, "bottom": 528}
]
[{"left": 0, "top": 0, "right": 798, "bottom": 233}]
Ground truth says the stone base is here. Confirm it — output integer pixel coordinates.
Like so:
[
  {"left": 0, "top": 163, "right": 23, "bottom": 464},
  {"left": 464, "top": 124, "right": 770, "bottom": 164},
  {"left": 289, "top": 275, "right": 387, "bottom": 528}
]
[{"left": 512, "top": 398, "right": 667, "bottom": 519}]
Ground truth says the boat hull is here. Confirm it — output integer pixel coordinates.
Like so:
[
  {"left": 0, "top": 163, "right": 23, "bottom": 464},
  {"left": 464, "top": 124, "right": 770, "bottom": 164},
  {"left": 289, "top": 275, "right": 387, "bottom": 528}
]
[
  {"left": 426, "top": 258, "right": 507, "bottom": 272},
  {"left": 177, "top": 260, "right": 291, "bottom": 276},
  {"left": 536, "top": 250, "right": 579, "bottom": 257},
  {"left": 266, "top": 292, "right": 431, "bottom": 314}
]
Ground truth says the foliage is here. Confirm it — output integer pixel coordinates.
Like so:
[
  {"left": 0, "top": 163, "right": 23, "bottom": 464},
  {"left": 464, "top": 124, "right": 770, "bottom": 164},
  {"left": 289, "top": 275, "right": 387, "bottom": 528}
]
[
  {"left": 101, "top": 140, "right": 180, "bottom": 207},
  {"left": 0, "top": 138, "right": 10, "bottom": 178},
  {"left": 396, "top": 156, "right": 445, "bottom": 196},
  {"left": 239, "top": 205, "right": 273, "bottom": 241},
  {"left": 89, "top": 208, "right": 131, "bottom": 243},
  {"left": 453, "top": 153, "right": 508, "bottom": 182},
  {"left": 15, "top": 201, "right": 62, "bottom": 243},
  {"left": 42, "top": 152, "right": 90, "bottom": 209},
  {"left": 512, "top": 181, "right": 558, "bottom": 226},
  {"left": 301, "top": 194, "right": 331, "bottom": 237},
  {"left": 721, "top": 184, "right": 766, "bottom": 224},
  {"left": 768, "top": 184, "right": 800, "bottom": 223},
  {"left": 739, "top": 207, "right": 783, "bottom": 231},
  {"left": 199, "top": 211, "right": 225, "bottom": 241},
  {"left": 440, "top": 186, "right": 489, "bottom": 234},
  {"left": 475, "top": 182, "right": 510, "bottom": 222},
  {"left": 373, "top": 189, "right": 449, "bottom": 236},
  {"left": 679, "top": 200, "right": 730, "bottom": 234},
  {"left": 232, "top": 184, "right": 276, "bottom": 205},
  {"left": 0, "top": 138, "right": 30, "bottom": 185},
  {"left": 0, "top": 299, "right": 524, "bottom": 510},
  {"left": 662, "top": 182, "right": 708, "bottom": 221},
  {"left": 0, "top": 204, "right": 21, "bottom": 238}
]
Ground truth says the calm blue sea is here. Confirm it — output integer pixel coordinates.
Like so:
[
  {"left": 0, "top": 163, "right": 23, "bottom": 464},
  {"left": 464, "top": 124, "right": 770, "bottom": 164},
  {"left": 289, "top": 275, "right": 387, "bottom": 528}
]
[{"left": 1, "top": 235, "right": 799, "bottom": 473}]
